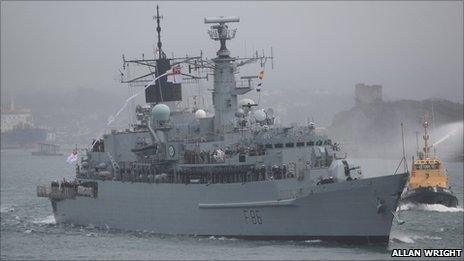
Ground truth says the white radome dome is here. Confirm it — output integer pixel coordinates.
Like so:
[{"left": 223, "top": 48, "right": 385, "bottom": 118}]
[
  {"left": 152, "top": 104, "right": 170, "bottom": 122},
  {"left": 238, "top": 98, "right": 256, "bottom": 113},
  {"left": 253, "top": 109, "right": 267, "bottom": 122},
  {"left": 195, "top": 109, "right": 207, "bottom": 119},
  {"left": 235, "top": 108, "right": 245, "bottom": 117}
]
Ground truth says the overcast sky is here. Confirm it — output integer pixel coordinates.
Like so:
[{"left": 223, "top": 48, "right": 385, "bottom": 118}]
[{"left": 1, "top": 1, "right": 463, "bottom": 103}]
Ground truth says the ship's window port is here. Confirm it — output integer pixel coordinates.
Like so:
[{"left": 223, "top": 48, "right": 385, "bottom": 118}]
[
  {"left": 274, "top": 143, "right": 283, "bottom": 148},
  {"left": 265, "top": 144, "right": 273, "bottom": 149},
  {"left": 415, "top": 164, "right": 438, "bottom": 170},
  {"left": 307, "top": 141, "right": 314, "bottom": 146},
  {"left": 285, "top": 143, "right": 294, "bottom": 148},
  {"left": 296, "top": 142, "right": 305, "bottom": 147}
]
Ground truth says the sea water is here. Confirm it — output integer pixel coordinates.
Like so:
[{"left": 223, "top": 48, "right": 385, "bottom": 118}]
[{"left": 1, "top": 150, "right": 462, "bottom": 260}]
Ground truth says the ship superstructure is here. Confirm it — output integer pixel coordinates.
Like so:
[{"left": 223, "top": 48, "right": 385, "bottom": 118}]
[
  {"left": 402, "top": 115, "right": 458, "bottom": 207},
  {"left": 37, "top": 7, "right": 408, "bottom": 244}
]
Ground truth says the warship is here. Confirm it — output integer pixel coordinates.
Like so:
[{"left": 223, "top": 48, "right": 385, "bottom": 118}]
[
  {"left": 401, "top": 115, "right": 458, "bottom": 207},
  {"left": 37, "top": 7, "right": 408, "bottom": 244}
]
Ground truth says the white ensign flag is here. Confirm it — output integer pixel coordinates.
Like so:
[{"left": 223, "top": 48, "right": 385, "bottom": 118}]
[{"left": 167, "top": 65, "right": 183, "bottom": 83}]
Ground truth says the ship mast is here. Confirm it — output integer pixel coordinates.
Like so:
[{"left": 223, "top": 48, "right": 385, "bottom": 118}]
[
  {"left": 155, "top": 5, "right": 166, "bottom": 59},
  {"left": 205, "top": 17, "right": 240, "bottom": 133},
  {"left": 422, "top": 114, "right": 430, "bottom": 159},
  {"left": 415, "top": 131, "right": 420, "bottom": 157},
  {"left": 120, "top": 12, "right": 273, "bottom": 133},
  {"left": 120, "top": 6, "right": 202, "bottom": 107},
  {"left": 204, "top": 17, "right": 273, "bottom": 134}
]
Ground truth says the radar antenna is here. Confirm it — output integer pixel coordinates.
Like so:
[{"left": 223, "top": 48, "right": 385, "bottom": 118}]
[{"left": 205, "top": 16, "right": 240, "bottom": 57}]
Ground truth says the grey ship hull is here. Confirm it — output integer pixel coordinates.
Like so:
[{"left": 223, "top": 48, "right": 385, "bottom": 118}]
[{"left": 51, "top": 172, "right": 408, "bottom": 244}]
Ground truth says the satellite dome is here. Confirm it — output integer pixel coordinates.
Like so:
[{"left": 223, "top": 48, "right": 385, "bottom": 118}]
[
  {"left": 238, "top": 98, "right": 256, "bottom": 113},
  {"left": 253, "top": 109, "right": 266, "bottom": 122},
  {"left": 235, "top": 108, "right": 245, "bottom": 117},
  {"left": 151, "top": 104, "right": 170, "bottom": 122},
  {"left": 195, "top": 109, "right": 206, "bottom": 119}
]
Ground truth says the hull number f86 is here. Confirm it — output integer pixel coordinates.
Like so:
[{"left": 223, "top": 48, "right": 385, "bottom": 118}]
[{"left": 243, "top": 209, "right": 263, "bottom": 224}]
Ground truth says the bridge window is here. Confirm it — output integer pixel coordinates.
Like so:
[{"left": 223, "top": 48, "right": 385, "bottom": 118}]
[
  {"left": 296, "top": 142, "right": 305, "bottom": 147},
  {"left": 307, "top": 141, "right": 314, "bottom": 146},
  {"left": 274, "top": 143, "right": 283, "bottom": 148},
  {"left": 285, "top": 142, "right": 294, "bottom": 148},
  {"left": 265, "top": 144, "right": 273, "bottom": 149}
]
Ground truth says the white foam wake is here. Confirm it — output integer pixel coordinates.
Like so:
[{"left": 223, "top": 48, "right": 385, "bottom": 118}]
[
  {"left": 304, "top": 239, "right": 323, "bottom": 243},
  {"left": 0, "top": 206, "right": 15, "bottom": 213},
  {"left": 390, "top": 233, "right": 415, "bottom": 244},
  {"left": 32, "top": 215, "right": 56, "bottom": 224},
  {"left": 398, "top": 203, "right": 463, "bottom": 212},
  {"left": 206, "top": 236, "right": 237, "bottom": 241},
  {"left": 390, "top": 233, "right": 442, "bottom": 244}
]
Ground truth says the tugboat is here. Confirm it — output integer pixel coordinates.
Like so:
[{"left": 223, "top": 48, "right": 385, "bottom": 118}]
[{"left": 402, "top": 115, "right": 458, "bottom": 207}]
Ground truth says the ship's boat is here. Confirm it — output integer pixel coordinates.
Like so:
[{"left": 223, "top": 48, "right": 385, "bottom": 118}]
[
  {"left": 37, "top": 6, "right": 408, "bottom": 245},
  {"left": 401, "top": 115, "right": 458, "bottom": 207}
]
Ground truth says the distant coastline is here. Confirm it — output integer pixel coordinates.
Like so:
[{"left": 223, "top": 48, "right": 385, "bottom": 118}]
[{"left": 328, "top": 98, "right": 463, "bottom": 161}]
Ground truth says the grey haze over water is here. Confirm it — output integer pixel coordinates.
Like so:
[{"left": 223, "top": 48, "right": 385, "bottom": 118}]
[
  {"left": 1, "top": 2, "right": 463, "bottom": 260},
  {"left": 2, "top": 1, "right": 462, "bottom": 102}
]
